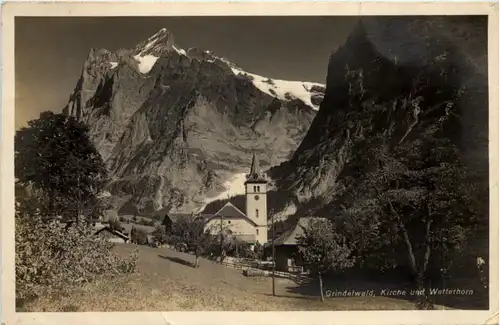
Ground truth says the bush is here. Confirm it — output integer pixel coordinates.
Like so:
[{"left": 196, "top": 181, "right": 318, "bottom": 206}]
[
  {"left": 130, "top": 226, "right": 149, "bottom": 245},
  {"left": 227, "top": 239, "right": 254, "bottom": 259},
  {"left": 151, "top": 224, "right": 167, "bottom": 245},
  {"left": 15, "top": 207, "right": 138, "bottom": 303},
  {"left": 253, "top": 241, "right": 264, "bottom": 260}
]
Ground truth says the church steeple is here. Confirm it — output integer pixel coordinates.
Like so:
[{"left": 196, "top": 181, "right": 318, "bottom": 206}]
[
  {"left": 245, "top": 152, "right": 267, "bottom": 184},
  {"left": 244, "top": 152, "right": 268, "bottom": 245}
]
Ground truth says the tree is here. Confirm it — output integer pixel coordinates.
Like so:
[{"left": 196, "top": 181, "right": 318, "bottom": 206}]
[
  {"left": 272, "top": 220, "right": 290, "bottom": 239},
  {"left": 343, "top": 134, "right": 483, "bottom": 308},
  {"left": 205, "top": 222, "right": 234, "bottom": 263},
  {"left": 15, "top": 111, "right": 108, "bottom": 221},
  {"left": 130, "top": 226, "right": 148, "bottom": 245},
  {"left": 170, "top": 217, "right": 212, "bottom": 267},
  {"left": 229, "top": 239, "right": 250, "bottom": 259},
  {"left": 253, "top": 241, "right": 264, "bottom": 260},
  {"left": 297, "top": 218, "right": 355, "bottom": 302},
  {"left": 151, "top": 223, "right": 166, "bottom": 246}
]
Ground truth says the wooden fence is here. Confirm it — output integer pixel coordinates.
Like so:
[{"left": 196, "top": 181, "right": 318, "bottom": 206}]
[
  {"left": 217, "top": 258, "right": 307, "bottom": 282},
  {"left": 221, "top": 260, "right": 247, "bottom": 270}
]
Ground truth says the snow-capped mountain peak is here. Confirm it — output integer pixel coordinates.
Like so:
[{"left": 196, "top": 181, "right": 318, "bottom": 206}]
[
  {"left": 111, "top": 28, "right": 325, "bottom": 109},
  {"left": 132, "top": 28, "right": 184, "bottom": 74},
  {"left": 200, "top": 50, "right": 326, "bottom": 110},
  {"left": 230, "top": 66, "right": 325, "bottom": 111},
  {"left": 135, "top": 28, "right": 175, "bottom": 56}
]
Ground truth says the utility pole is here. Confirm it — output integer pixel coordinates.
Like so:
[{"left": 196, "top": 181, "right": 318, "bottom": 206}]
[
  {"left": 220, "top": 211, "right": 223, "bottom": 264},
  {"left": 272, "top": 211, "right": 276, "bottom": 296},
  {"left": 77, "top": 175, "right": 81, "bottom": 224},
  {"left": 197, "top": 145, "right": 226, "bottom": 264}
]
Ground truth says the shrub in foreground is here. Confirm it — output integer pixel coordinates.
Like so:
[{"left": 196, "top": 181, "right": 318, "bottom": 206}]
[{"left": 15, "top": 212, "right": 138, "bottom": 303}]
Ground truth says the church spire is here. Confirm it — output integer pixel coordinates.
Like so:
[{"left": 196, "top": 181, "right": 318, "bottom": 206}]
[
  {"left": 245, "top": 152, "right": 267, "bottom": 184},
  {"left": 249, "top": 152, "right": 260, "bottom": 178}
]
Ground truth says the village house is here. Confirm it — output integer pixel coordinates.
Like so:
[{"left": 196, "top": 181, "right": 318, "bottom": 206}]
[
  {"left": 94, "top": 225, "right": 130, "bottom": 243},
  {"left": 267, "top": 217, "right": 327, "bottom": 273},
  {"left": 201, "top": 153, "right": 269, "bottom": 246},
  {"left": 159, "top": 212, "right": 193, "bottom": 233},
  {"left": 90, "top": 218, "right": 133, "bottom": 244}
]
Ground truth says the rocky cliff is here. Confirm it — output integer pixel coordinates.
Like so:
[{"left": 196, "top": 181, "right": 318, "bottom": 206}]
[
  {"left": 269, "top": 16, "right": 488, "bottom": 220},
  {"left": 64, "top": 28, "right": 325, "bottom": 215}
]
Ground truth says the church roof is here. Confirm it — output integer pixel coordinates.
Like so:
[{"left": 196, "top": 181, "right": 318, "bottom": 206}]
[
  {"left": 202, "top": 202, "right": 258, "bottom": 227},
  {"left": 245, "top": 152, "right": 268, "bottom": 184},
  {"left": 201, "top": 196, "right": 246, "bottom": 214},
  {"left": 214, "top": 202, "right": 247, "bottom": 218}
]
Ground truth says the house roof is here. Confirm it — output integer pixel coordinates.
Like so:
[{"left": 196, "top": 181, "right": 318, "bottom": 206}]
[
  {"left": 151, "top": 205, "right": 193, "bottom": 221},
  {"left": 271, "top": 217, "right": 327, "bottom": 246},
  {"left": 165, "top": 213, "right": 194, "bottom": 222},
  {"left": 94, "top": 226, "right": 130, "bottom": 241},
  {"left": 92, "top": 222, "right": 107, "bottom": 232},
  {"left": 121, "top": 223, "right": 156, "bottom": 235}
]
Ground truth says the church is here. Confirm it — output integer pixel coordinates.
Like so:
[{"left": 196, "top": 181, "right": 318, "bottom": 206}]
[{"left": 203, "top": 153, "right": 269, "bottom": 245}]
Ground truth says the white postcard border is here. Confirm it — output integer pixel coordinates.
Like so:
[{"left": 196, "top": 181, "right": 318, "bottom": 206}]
[{"left": 1, "top": 2, "right": 498, "bottom": 325}]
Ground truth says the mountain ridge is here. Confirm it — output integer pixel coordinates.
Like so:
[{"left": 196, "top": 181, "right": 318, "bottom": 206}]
[
  {"left": 202, "top": 17, "right": 488, "bottom": 226},
  {"left": 270, "top": 17, "right": 488, "bottom": 219},
  {"left": 64, "top": 28, "right": 326, "bottom": 215}
]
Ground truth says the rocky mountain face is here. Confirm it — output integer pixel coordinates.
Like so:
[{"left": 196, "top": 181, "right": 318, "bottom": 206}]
[
  {"left": 267, "top": 16, "right": 488, "bottom": 220},
  {"left": 64, "top": 28, "right": 325, "bottom": 215}
]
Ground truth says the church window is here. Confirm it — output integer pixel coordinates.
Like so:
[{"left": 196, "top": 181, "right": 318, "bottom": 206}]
[
  {"left": 256, "top": 209, "right": 259, "bottom": 218},
  {"left": 257, "top": 186, "right": 261, "bottom": 192},
  {"left": 256, "top": 229, "right": 259, "bottom": 235},
  {"left": 253, "top": 186, "right": 257, "bottom": 192}
]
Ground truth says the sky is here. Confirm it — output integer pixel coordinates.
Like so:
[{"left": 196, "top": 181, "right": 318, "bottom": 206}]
[{"left": 15, "top": 16, "right": 357, "bottom": 129}]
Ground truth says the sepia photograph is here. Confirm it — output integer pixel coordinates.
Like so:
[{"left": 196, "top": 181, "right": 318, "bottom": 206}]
[{"left": 1, "top": 2, "right": 498, "bottom": 323}]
